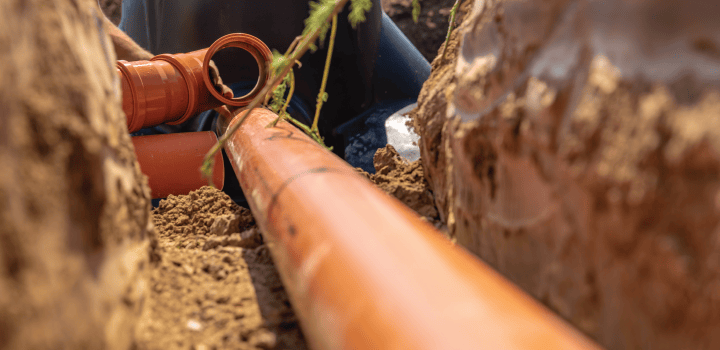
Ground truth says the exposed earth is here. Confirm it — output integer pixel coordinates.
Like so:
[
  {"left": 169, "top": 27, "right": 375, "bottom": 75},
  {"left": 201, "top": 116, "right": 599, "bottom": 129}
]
[
  {"left": 5, "top": 0, "right": 720, "bottom": 350},
  {"left": 137, "top": 186, "right": 307, "bottom": 349}
]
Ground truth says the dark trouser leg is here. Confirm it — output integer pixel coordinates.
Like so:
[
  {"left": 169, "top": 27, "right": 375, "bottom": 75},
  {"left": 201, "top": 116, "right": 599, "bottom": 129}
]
[{"left": 337, "top": 12, "right": 431, "bottom": 173}]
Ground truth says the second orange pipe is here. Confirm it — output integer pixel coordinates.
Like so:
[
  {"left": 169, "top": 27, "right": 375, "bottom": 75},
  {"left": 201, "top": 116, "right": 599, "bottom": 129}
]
[{"left": 132, "top": 131, "right": 224, "bottom": 199}]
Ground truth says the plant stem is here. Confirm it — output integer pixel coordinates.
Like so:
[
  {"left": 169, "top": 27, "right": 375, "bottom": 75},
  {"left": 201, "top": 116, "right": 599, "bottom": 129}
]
[
  {"left": 281, "top": 69, "right": 295, "bottom": 117},
  {"left": 441, "top": 0, "right": 460, "bottom": 61},
  {"left": 201, "top": 0, "right": 351, "bottom": 182},
  {"left": 266, "top": 69, "right": 296, "bottom": 128},
  {"left": 312, "top": 14, "right": 338, "bottom": 133}
]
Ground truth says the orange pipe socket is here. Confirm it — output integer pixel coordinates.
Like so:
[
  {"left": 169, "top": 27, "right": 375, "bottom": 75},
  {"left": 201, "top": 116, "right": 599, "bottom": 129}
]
[
  {"left": 118, "top": 33, "right": 272, "bottom": 133},
  {"left": 132, "top": 131, "right": 224, "bottom": 199},
  {"left": 224, "top": 108, "right": 602, "bottom": 350}
]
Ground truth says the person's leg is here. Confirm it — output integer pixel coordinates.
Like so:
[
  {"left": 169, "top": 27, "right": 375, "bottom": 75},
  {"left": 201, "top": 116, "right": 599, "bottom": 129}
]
[
  {"left": 337, "top": 13, "right": 431, "bottom": 172},
  {"left": 118, "top": 0, "right": 151, "bottom": 52},
  {"left": 373, "top": 12, "right": 431, "bottom": 101}
]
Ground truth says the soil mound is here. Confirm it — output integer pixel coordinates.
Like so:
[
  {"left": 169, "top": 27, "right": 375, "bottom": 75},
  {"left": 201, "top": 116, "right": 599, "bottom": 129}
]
[
  {"left": 135, "top": 186, "right": 307, "bottom": 350},
  {"left": 359, "top": 145, "right": 439, "bottom": 219},
  {"left": 412, "top": 0, "right": 720, "bottom": 349}
]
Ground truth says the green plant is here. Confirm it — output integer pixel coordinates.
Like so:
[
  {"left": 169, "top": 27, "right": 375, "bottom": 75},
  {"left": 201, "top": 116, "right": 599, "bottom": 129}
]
[
  {"left": 441, "top": 0, "right": 460, "bottom": 60},
  {"left": 201, "top": 0, "right": 372, "bottom": 185},
  {"left": 412, "top": 0, "right": 421, "bottom": 23}
]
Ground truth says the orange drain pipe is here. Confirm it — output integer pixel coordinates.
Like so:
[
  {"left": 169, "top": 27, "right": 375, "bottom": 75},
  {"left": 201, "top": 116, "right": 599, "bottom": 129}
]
[
  {"left": 118, "top": 33, "right": 272, "bottom": 133},
  {"left": 224, "top": 108, "right": 602, "bottom": 350},
  {"left": 132, "top": 131, "right": 224, "bottom": 199}
]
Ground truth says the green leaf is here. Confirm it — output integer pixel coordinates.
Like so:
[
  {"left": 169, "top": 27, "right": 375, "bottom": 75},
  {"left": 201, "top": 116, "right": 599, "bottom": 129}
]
[
  {"left": 412, "top": 0, "right": 421, "bottom": 23},
  {"left": 269, "top": 68, "right": 291, "bottom": 113},
  {"left": 348, "top": 0, "right": 372, "bottom": 28},
  {"left": 270, "top": 49, "right": 290, "bottom": 76},
  {"left": 302, "top": 0, "right": 336, "bottom": 52}
]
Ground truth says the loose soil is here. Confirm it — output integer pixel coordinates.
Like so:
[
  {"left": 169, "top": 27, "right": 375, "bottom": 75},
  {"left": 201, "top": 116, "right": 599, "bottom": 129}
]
[
  {"left": 136, "top": 186, "right": 307, "bottom": 350},
  {"left": 357, "top": 145, "right": 445, "bottom": 231}
]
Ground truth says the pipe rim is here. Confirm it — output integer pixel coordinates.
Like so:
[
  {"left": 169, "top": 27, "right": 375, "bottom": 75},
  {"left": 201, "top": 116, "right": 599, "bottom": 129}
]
[
  {"left": 201, "top": 33, "right": 272, "bottom": 107},
  {"left": 116, "top": 60, "right": 146, "bottom": 132}
]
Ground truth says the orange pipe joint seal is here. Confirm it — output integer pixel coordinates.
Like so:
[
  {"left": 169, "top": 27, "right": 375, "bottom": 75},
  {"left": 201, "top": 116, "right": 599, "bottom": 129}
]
[
  {"left": 118, "top": 33, "right": 272, "bottom": 133},
  {"left": 223, "top": 108, "right": 602, "bottom": 350},
  {"left": 132, "top": 131, "right": 224, "bottom": 199}
]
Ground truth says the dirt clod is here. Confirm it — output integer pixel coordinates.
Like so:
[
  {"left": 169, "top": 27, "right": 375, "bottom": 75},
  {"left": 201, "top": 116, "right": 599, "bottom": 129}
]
[{"left": 358, "top": 145, "right": 440, "bottom": 221}]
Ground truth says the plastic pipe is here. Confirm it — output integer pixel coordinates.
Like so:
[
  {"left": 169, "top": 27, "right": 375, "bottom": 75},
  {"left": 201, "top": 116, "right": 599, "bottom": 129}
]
[
  {"left": 223, "top": 108, "right": 602, "bottom": 350},
  {"left": 118, "top": 33, "right": 272, "bottom": 133},
  {"left": 132, "top": 131, "right": 224, "bottom": 199}
]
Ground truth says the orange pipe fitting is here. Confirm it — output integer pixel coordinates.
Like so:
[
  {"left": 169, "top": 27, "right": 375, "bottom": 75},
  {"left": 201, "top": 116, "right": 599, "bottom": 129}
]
[
  {"left": 224, "top": 108, "right": 602, "bottom": 350},
  {"left": 132, "top": 131, "right": 224, "bottom": 199},
  {"left": 118, "top": 33, "right": 272, "bottom": 133}
]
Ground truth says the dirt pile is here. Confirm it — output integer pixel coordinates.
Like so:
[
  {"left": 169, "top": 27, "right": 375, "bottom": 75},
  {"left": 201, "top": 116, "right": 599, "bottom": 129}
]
[
  {"left": 412, "top": 0, "right": 720, "bottom": 349},
  {"left": 0, "top": 0, "right": 152, "bottom": 348},
  {"left": 358, "top": 145, "right": 440, "bottom": 221},
  {"left": 135, "top": 186, "right": 307, "bottom": 350}
]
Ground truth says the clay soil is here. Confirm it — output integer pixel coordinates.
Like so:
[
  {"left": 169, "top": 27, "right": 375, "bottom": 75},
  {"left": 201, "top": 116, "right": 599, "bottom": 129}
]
[{"left": 137, "top": 186, "right": 307, "bottom": 350}]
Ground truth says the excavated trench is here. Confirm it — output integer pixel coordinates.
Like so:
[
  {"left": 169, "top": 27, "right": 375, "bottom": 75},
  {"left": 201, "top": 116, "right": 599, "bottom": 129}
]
[{"left": 4, "top": 0, "right": 720, "bottom": 349}]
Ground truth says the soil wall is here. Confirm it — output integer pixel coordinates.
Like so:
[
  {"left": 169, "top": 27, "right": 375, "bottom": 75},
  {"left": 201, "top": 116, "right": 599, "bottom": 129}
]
[
  {"left": 413, "top": 0, "right": 720, "bottom": 349},
  {"left": 0, "top": 0, "right": 152, "bottom": 348}
]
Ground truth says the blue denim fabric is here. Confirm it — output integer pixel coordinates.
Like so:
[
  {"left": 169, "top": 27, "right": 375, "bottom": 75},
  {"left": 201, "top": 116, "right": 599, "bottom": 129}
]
[{"left": 334, "top": 12, "right": 431, "bottom": 173}]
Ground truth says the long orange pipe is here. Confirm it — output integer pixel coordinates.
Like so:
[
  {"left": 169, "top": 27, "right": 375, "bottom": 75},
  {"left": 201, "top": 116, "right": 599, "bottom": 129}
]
[
  {"left": 223, "top": 108, "right": 602, "bottom": 350},
  {"left": 118, "top": 33, "right": 272, "bottom": 133}
]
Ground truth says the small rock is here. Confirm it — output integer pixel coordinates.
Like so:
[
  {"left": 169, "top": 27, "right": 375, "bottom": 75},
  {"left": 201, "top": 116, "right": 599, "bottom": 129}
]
[
  {"left": 186, "top": 319, "right": 203, "bottom": 332},
  {"left": 210, "top": 214, "right": 241, "bottom": 236}
]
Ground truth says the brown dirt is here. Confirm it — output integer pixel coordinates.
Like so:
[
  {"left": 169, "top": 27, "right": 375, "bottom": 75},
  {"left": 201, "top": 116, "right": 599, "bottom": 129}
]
[
  {"left": 136, "top": 186, "right": 307, "bottom": 350},
  {"left": 413, "top": 0, "right": 720, "bottom": 349},
  {"left": 356, "top": 145, "right": 445, "bottom": 233},
  {"left": 382, "top": 0, "right": 465, "bottom": 61},
  {"left": 0, "top": 0, "right": 152, "bottom": 348}
]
